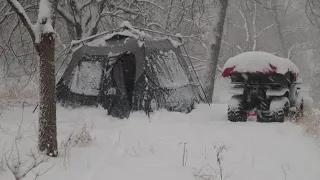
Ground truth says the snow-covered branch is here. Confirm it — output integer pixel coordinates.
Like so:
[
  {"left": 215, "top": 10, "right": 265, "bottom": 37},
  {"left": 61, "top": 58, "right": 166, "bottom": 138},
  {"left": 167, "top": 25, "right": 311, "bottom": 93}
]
[
  {"left": 287, "top": 42, "right": 299, "bottom": 59},
  {"left": 256, "top": 23, "right": 275, "bottom": 38},
  {"left": 5, "top": 0, "right": 36, "bottom": 41},
  {"left": 282, "top": 26, "right": 307, "bottom": 35}
]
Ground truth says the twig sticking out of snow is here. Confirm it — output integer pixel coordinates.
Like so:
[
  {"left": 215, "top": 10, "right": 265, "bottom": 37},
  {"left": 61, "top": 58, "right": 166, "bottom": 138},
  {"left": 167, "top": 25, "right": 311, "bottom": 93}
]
[
  {"left": 194, "top": 144, "right": 229, "bottom": 180},
  {"left": 182, "top": 142, "right": 188, "bottom": 167}
]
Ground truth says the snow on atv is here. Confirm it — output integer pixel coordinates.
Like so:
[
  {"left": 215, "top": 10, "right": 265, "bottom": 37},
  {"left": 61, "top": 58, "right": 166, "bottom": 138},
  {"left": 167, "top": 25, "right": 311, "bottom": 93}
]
[{"left": 222, "top": 51, "right": 311, "bottom": 122}]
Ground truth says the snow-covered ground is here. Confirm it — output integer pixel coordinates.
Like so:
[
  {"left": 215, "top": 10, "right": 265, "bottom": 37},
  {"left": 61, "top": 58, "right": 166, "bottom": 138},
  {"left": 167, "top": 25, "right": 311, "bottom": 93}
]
[{"left": 1, "top": 104, "right": 320, "bottom": 180}]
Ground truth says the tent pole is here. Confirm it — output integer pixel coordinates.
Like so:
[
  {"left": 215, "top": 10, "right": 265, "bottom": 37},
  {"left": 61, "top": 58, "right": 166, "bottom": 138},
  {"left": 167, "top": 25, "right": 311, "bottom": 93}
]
[{"left": 182, "top": 44, "right": 210, "bottom": 106}]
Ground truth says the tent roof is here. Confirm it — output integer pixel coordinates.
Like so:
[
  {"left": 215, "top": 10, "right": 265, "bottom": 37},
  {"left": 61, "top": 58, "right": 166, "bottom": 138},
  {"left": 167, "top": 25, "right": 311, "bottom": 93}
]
[{"left": 59, "top": 33, "right": 191, "bottom": 90}]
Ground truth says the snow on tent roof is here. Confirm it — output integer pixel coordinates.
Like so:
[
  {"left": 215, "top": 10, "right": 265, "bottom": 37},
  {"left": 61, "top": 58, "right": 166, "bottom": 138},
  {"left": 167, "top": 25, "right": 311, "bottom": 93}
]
[
  {"left": 86, "top": 21, "right": 182, "bottom": 48},
  {"left": 222, "top": 51, "right": 299, "bottom": 78}
]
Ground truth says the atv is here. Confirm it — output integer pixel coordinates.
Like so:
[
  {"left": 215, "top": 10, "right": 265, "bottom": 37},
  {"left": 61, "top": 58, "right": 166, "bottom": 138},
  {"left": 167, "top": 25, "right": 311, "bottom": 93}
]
[{"left": 222, "top": 51, "right": 306, "bottom": 122}]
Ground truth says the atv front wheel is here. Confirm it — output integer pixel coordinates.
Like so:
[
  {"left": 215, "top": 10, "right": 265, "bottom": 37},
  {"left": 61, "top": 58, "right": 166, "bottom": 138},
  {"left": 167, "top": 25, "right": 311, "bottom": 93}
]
[
  {"left": 228, "top": 95, "right": 246, "bottom": 122},
  {"left": 228, "top": 107, "right": 246, "bottom": 122}
]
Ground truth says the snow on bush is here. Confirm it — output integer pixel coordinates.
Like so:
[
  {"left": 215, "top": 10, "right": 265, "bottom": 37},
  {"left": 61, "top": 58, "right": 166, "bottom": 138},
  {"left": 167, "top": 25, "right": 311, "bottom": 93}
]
[
  {"left": 222, "top": 51, "right": 299, "bottom": 76},
  {"left": 61, "top": 123, "right": 94, "bottom": 149}
]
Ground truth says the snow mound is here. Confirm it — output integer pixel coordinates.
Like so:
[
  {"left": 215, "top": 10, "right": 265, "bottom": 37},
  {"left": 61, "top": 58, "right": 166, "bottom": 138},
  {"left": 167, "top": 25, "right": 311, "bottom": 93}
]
[
  {"left": 228, "top": 96, "right": 241, "bottom": 110},
  {"left": 222, "top": 51, "right": 299, "bottom": 77}
]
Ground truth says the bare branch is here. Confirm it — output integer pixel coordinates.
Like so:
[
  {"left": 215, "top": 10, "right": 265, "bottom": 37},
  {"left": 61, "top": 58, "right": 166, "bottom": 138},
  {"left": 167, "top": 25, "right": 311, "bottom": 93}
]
[
  {"left": 5, "top": 0, "right": 35, "bottom": 41},
  {"left": 256, "top": 23, "right": 275, "bottom": 38}
]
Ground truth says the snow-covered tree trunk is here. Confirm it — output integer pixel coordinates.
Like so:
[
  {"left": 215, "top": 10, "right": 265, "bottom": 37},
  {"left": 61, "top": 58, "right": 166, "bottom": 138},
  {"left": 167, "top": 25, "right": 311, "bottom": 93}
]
[
  {"left": 5, "top": 0, "right": 58, "bottom": 157},
  {"left": 205, "top": 0, "right": 228, "bottom": 103},
  {"left": 36, "top": 32, "right": 57, "bottom": 157}
]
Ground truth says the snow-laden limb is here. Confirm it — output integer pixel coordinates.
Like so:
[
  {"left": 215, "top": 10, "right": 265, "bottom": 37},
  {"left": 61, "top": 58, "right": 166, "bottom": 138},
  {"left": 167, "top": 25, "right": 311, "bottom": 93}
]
[
  {"left": 5, "top": 0, "right": 36, "bottom": 40},
  {"left": 38, "top": 0, "right": 51, "bottom": 21},
  {"left": 34, "top": 0, "right": 55, "bottom": 43},
  {"left": 6, "top": 0, "right": 56, "bottom": 43},
  {"left": 86, "top": 23, "right": 183, "bottom": 48},
  {"left": 167, "top": 37, "right": 182, "bottom": 48}
]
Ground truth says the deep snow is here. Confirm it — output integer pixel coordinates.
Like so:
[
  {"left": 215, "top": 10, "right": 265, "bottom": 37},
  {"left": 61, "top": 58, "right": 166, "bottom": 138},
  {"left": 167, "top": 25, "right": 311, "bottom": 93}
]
[{"left": 1, "top": 104, "right": 320, "bottom": 180}]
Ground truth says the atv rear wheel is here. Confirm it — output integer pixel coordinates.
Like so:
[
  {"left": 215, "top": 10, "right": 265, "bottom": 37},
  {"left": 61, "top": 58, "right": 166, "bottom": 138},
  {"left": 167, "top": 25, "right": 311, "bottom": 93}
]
[
  {"left": 270, "top": 97, "right": 290, "bottom": 123},
  {"left": 273, "top": 109, "right": 285, "bottom": 122}
]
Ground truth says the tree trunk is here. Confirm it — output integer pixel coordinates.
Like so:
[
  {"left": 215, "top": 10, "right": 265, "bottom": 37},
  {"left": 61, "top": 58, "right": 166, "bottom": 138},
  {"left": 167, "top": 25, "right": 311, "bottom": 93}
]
[
  {"left": 204, "top": 0, "right": 228, "bottom": 103},
  {"left": 273, "top": 8, "right": 288, "bottom": 57},
  {"left": 36, "top": 33, "right": 58, "bottom": 157},
  {"left": 6, "top": 0, "right": 58, "bottom": 157}
]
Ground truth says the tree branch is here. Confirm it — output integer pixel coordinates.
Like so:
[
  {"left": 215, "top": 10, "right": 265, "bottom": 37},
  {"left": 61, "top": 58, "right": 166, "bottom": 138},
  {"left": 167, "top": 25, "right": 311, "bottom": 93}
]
[
  {"left": 256, "top": 23, "right": 275, "bottom": 38},
  {"left": 78, "top": 0, "right": 94, "bottom": 10},
  {"left": 57, "top": 5, "right": 76, "bottom": 25},
  {"left": 5, "top": 0, "right": 35, "bottom": 41}
]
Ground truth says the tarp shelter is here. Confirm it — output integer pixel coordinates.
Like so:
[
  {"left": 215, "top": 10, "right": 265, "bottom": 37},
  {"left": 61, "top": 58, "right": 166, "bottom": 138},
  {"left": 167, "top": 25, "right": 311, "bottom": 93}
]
[{"left": 57, "top": 27, "right": 204, "bottom": 118}]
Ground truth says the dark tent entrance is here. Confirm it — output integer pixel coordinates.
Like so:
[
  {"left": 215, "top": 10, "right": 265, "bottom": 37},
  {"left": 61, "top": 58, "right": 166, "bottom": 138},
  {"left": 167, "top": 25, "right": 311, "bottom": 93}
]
[
  {"left": 57, "top": 33, "right": 204, "bottom": 119},
  {"left": 101, "top": 51, "right": 139, "bottom": 118}
]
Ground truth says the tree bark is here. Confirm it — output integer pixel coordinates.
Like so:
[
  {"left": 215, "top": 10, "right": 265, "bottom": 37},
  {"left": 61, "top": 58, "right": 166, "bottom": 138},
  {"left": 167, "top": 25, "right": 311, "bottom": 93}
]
[
  {"left": 35, "top": 33, "right": 58, "bottom": 157},
  {"left": 5, "top": 0, "right": 58, "bottom": 157},
  {"left": 205, "top": 0, "right": 228, "bottom": 103}
]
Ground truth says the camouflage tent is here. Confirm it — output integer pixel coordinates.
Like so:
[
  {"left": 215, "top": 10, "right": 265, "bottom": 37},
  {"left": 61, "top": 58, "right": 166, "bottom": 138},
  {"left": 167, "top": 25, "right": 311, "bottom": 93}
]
[{"left": 57, "top": 29, "right": 204, "bottom": 118}]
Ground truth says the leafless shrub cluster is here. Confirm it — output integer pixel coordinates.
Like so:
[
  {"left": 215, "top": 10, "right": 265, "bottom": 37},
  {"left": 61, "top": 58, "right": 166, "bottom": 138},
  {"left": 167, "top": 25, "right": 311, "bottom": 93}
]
[
  {"left": 61, "top": 123, "right": 94, "bottom": 149},
  {"left": 59, "top": 123, "right": 94, "bottom": 169},
  {"left": 2, "top": 142, "right": 53, "bottom": 180}
]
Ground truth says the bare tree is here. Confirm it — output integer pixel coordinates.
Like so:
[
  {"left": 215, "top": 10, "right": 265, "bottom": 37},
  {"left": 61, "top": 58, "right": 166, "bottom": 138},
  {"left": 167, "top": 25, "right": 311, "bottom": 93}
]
[
  {"left": 5, "top": 0, "right": 58, "bottom": 157},
  {"left": 56, "top": 0, "right": 164, "bottom": 40}
]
